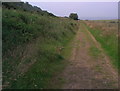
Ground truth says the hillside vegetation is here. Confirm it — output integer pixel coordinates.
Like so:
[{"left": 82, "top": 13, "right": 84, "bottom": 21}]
[{"left": 2, "top": 2, "right": 79, "bottom": 89}]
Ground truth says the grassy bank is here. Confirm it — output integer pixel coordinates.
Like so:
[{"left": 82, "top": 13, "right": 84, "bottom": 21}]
[
  {"left": 3, "top": 8, "right": 78, "bottom": 89},
  {"left": 83, "top": 21, "right": 119, "bottom": 70}
]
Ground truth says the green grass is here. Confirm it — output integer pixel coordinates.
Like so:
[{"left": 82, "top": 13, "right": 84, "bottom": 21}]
[
  {"left": 3, "top": 8, "right": 78, "bottom": 89},
  {"left": 89, "top": 46, "right": 101, "bottom": 59},
  {"left": 84, "top": 23, "right": 119, "bottom": 70}
]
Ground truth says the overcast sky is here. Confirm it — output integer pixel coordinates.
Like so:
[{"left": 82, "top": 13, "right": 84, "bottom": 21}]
[{"left": 22, "top": 1, "right": 118, "bottom": 20}]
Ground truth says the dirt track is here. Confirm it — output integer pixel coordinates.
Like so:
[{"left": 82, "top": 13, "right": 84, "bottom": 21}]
[{"left": 59, "top": 22, "right": 118, "bottom": 89}]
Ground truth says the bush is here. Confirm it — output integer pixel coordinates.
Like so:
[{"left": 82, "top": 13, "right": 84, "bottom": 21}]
[{"left": 69, "top": 13, "right": 78, "bottom": 20}]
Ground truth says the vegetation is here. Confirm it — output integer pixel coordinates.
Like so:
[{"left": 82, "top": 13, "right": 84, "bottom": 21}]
[
  {"left": 89, "top": 46, "right": 101, "bottom": 59},
  {"left": 84, "top": 20, "right": 119, "bottom": 70},
  {"left": 69, "top": 13, "right": 78, "bottom": 20},
  {"left": 2, "top": 2, "right": 79, "bottom": 89},
  {"left": 2, "top": 2, "right": 56, "bottom": 17},
  {"left": 2, "top": 2, "right": 118, "bottom": 89}
]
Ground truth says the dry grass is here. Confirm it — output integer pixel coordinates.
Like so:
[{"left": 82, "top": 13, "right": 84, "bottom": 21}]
[
  {"left": 84, "top": 20, "right": 118, "bottom": 34},
  {"left": 84, "top": 20, "right": 119, "bottom": 69}
]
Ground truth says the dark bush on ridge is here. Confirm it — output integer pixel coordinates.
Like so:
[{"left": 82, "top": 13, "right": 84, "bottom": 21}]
[{"left": 69, "top": 13, "right": 78, "bottom": 20}]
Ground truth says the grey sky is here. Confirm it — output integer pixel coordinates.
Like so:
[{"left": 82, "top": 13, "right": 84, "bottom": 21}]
[{"left": 28, "top": 2, "right": 118, "bottom": 20}]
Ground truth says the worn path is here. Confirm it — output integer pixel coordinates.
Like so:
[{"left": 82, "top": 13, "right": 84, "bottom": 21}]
[{"left": 59, "top": 22, "right": 118, "bottom": 89}]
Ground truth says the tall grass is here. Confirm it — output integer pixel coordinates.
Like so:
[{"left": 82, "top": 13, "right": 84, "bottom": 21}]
[{"left": 3, "top": 8, "right": 78, "bottom": 89}]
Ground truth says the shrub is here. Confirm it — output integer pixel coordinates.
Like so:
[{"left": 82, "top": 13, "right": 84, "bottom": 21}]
[{"left": 69, "top": 13, "right": 78, "bottom": 20}]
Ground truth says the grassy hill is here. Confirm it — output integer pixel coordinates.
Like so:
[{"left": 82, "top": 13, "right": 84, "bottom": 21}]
[{"left": 2, "top": 2, "right": 79, "bottom": 89}]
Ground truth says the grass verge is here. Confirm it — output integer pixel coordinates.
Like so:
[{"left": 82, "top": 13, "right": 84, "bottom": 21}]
[
  {"left": 3, "top": 7, "right": 79, "bottom": 89},
  {"left": 84, "top": 23, "right": 119, "bottom": 70}
]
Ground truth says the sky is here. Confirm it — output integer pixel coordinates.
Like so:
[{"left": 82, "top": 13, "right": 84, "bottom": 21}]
[{"left": 21, "top": 1, "right": 118, "bottom": 20}]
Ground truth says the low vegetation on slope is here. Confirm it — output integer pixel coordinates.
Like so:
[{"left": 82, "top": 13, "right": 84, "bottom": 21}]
[
  {"left": 2, "top": 3, "right": 78, "bottom": 89},
  {"left": 84, "top": 20, "right": 119, "bottom": 70}
]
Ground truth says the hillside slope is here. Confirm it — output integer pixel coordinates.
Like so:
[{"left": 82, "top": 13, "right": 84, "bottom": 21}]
[{"left": 2, "top": 3, "right": 79, "bottom": 89}]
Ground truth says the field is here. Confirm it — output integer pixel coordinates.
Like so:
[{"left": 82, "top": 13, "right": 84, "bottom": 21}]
[{"left": 83, "top": 20, "right": 119, "bottom": 69}]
